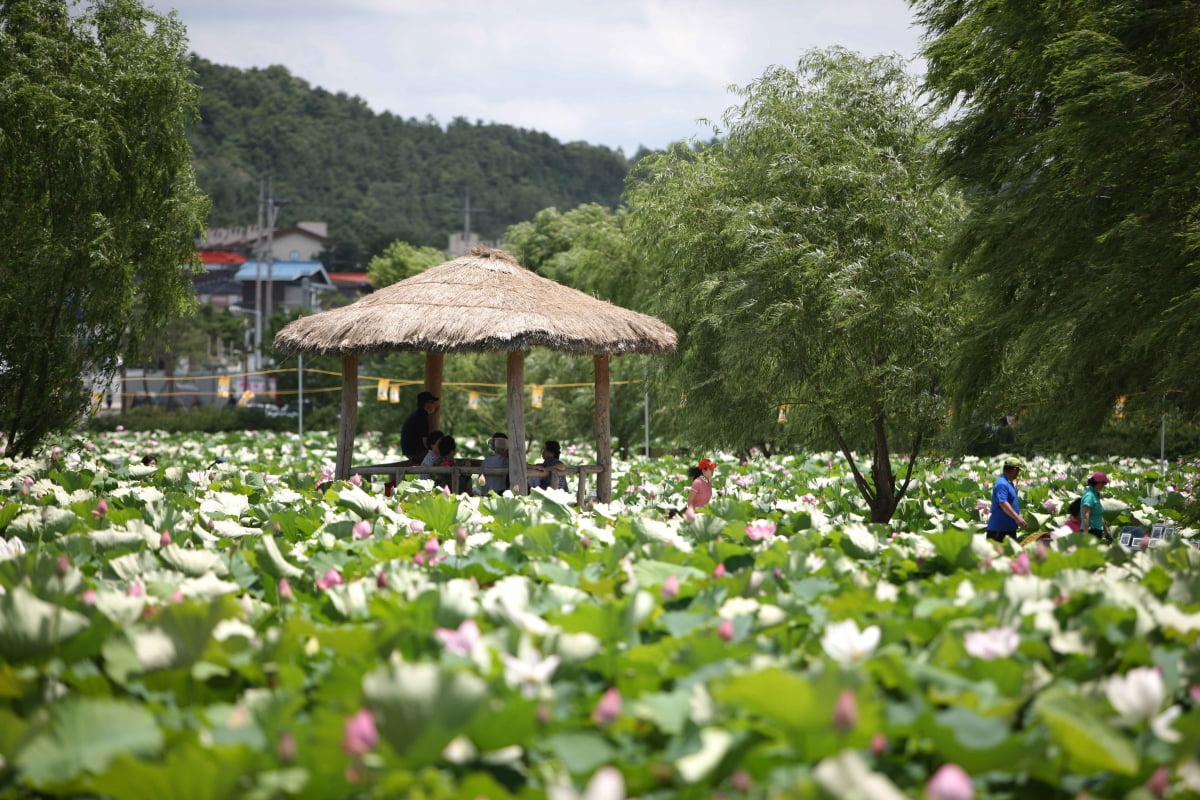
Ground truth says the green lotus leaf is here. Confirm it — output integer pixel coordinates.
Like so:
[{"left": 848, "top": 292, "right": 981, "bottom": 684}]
[
  {"left": 15, "top": 698, "right": 163, "bottom": 785},
  {"left": 0, "top": 586, "right": 90, "bottom": 662}
]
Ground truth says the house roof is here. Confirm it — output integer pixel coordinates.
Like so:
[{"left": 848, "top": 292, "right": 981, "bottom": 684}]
[
  {"left": 198, "top": 251, "right": 247, "bottom": 265},
  {"left": 327, "top": 272, "right": 373, "bottom": 286},
  {"left": 272, "top": 247, "right": 676, "bottom": 357},
  {"left": 233, "top": 261, "right": 334, "bottom": 285}
]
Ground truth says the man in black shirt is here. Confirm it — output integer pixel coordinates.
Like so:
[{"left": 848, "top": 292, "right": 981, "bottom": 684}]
[{"left": 400, "top": 391, "right": 439, "bottom": 462}]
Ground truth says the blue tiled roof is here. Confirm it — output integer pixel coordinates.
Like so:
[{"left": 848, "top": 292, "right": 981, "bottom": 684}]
[{"left": 232, "top": 260, "right": 332, "bottom": 284}]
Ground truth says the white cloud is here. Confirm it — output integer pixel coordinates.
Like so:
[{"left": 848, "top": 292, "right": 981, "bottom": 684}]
[{"left": 155, "top": 0, "right": 924, "bottom": 154}]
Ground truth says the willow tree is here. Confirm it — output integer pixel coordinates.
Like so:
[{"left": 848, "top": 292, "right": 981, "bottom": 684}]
[
  {"left": 627, "top": 48, "right": 964, "bottom": 522},
  {"left": 0, "top": 0, "right": 208, "bottom": 456},
  {"left": 911, "top": 0, "right": 1200, "bottom": 444}
]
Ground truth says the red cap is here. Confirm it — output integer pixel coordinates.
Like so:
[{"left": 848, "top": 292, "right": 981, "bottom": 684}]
[
  {"left": 698, "top": 458, "right": 718, "bottom": 471},
  {"left": 1089, "top": 471, "right": 1109, "bottom": 484}
]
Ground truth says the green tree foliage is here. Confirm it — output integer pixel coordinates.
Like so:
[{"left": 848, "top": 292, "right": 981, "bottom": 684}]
[
  {"left": 0, "top": 0, "right": 209, "bottom": 456},
  {"left": 626, "top": 48, "right": 965, "bottom": 522},
  {"left": 911, "top": 0, "right": 1200, "bottom": 446},
  {"left": 505, "top": 205, "right": 678, "bottom": 456},
  {"left": 366, "top": 240, "right": 445, "bottom": 288},
  {"left": 187, "top": 59, "right": 633, "bottom": 266}
]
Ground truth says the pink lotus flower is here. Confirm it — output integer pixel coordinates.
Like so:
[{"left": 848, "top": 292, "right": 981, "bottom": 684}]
[
  {"left": 341, "top": 709, "right": 378, "bottom": 756},
  {"left": 278, "top": 578, "right": 295, "bottom": 602},
  {"left": 660, "top": 574, "right": 679, "bottom": 600},
  {"left": 352, "top": 520, "right": 372, "bottom": 539},
  {"left": 1010, "top": 552, "right": 1031, "bottom": 575},
  {"left": 81, "top": 588, "right": 97, "bottom": 605},
  {"left": 717, "top": 619, "right": 735, "bottom": 642},
  {"left": 126, "top": 582, "right": 144, "bottom": 598},
  {"left": 926, "top": 763, "right": 974, "bottom": 800},
  {"left": 92, "top": 498, "right": 108, "bottom": 520},
  {"left": 713, "top": 563, "right": 727, "bottom": 578},
  {"left": 350, "top": 473, "right": 362, "bottom": 486},
  {"left": 160, "top": 530, "right": 172, "bottom": 547},
  {"left": 434, "top": 619, "right": 482, "bottom": 656},
  {"left": 964, "top": 627, "right": 1019, "bottom": 660},
  {"left": 424, "top": 537, "right": 440, "bottom": 557},
  {"left": 55, "top": 553, "right": 70, "bottom": 577},
  {"left": 1042, "top": 497, "right": 1061, "bottom": 514},
  {"left": 800, "top": 493, "right": 819, "bottom": 506},
  {"left": 832, "top": 688, "right": 857, "bottom": 732},
  {"left": 745, "top": 519, "right": 777, "bottom": 541},
  {"left": 170, "top": 590, "right": 184, "bottom": 604},
  {"left": 591, "top": 687, "right": 622, "bottom": 725},
  {"left": 316, "top": 569, "right": 344, "bottom": 590},
  {"left": 871, "top": 733, "right": 888, "bottom": 756},
  {"left": 411, "top": 520, "right": 426, "bottom": 533}
]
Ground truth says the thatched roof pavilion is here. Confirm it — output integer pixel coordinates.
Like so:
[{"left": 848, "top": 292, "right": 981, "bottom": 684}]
[{"left": 273, "top": 247, "right": 676, "bottom": 500}]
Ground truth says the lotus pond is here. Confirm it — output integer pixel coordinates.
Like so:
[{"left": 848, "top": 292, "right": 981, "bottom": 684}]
[{"left": 1, "top": 429, "right": 1199, "bottom": 799}]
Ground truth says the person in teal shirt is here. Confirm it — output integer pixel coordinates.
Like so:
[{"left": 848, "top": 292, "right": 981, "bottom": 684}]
[{"left": 1080, "top": 471, "right": 1110, "bottom": 541}]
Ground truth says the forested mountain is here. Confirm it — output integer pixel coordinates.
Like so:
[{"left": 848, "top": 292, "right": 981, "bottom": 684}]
[{"left": 186, "top": 57, "right": 635, "bottom": 267}]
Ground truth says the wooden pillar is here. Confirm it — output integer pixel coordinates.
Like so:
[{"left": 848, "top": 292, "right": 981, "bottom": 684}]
[
  {"left": 335, "top": 353, "right": 359, "bottom": 480},
  {"left": 594, "top": 354, "right": 612, "bottom": 502},
  {"left": 506, "top": 350, "right": 528, "bottom": 495},
  {"left": 425, "top": 351, "right": 444, "bottom": 431}
]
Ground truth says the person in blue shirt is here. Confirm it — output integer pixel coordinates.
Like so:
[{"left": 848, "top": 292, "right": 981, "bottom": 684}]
[
  {"left": 986, "top": 456, "right": 1028, "bottom": 542},
  {"left": 529, "top": 440, "right": 567, "bottom": 490}
]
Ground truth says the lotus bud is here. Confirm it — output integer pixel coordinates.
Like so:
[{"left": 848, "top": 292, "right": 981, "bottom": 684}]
[
  {"left": 591, "top": 687, "right": 621, "bottom": 725},
  {"left": 717, "top": 619, "right": 735, "bottom": 642},
  {"left": 833, "top": 688, "right": 857, "bottom": 732},
  {"left": 660, "top": 574, "right": 679, "bottom": 601},
  {"left": 925, "top": 764, "right": 974, "bottom": 800},
  {"left": 277, "top": 731, "right": 296, "bottom": 762},
  {"left": 278, "top": 578, "right": 295, "bottom": 602},
  {"left": 713, "top": 562, "right": 726, "bottom": 578},
  {"left": 160, "top": 530, "right": 172, "bottom": 547},
  {"left": 55, "top": 553, "right": 70, "bottom": 578}
]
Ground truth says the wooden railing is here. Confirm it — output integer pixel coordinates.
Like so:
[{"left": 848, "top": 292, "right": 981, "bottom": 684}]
[{"left": 350, "top": 462, "right": 604, "bottom": 506}]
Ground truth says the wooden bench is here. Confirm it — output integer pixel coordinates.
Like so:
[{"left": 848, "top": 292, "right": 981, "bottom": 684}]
[{"left": 350, "top": 462, "right": 603, "bottom": 506}]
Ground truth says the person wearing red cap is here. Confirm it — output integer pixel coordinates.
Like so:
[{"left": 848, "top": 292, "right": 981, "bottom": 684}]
[
  {"left": 1080, "top": 471, "right": 1111, "bottom": 541},
  {"left": 687, "top": 458, "right": 718, "bottom": 512}
]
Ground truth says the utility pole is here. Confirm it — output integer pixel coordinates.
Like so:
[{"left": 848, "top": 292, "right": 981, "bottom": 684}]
[
  {"left": 458, "top": 187, "right": 485, "bottom": 254},
  {"left": 254, "top": 177, "right": 265, "bottom": 371},
  {"left": 264, "top": 179, "right": 290, "bottom": 352}
]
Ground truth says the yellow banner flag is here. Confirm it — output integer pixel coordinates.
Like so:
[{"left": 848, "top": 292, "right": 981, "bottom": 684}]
[
  {"left": 217, "top": 375, "right": 230, "bottom": 399},
  {"left": 531, "top": 385, "right": 544, "bottom": 408},
  {"left": 377, "top": 378, "right": 390, "bottom": 402},
  {"left": 389, "top": 384, "right": 400, "bottom": 404},
  {"left": 468, "top": 391, "right": 480, "bottom": 410}
]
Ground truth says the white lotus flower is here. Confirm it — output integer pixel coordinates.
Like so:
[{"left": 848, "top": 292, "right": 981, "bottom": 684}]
[
  {"left": 547, "top": 766, "right": 626, "bottom": 800},
  {"left": 1150, "top": 705, "right": 1183, "bottom": 743},
  {"left": 501, "top": 639, "right": 561, "bottom": 699},
  {"left": 964, "top": 627, "right": 1019, "bottom": 660},
  {"left": 0, "top": 536, "right": 26, "bottom": 561},
  {"left": 1105, "top": 666, "right": 1165, "bottom": 723},
  {"left": 821, "top": 619, "right": 881, "bottom": 665}
]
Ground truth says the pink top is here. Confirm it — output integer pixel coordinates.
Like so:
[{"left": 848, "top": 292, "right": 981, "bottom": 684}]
[{"left": 689, "top": 476, "right": 713, "bottom": 509}]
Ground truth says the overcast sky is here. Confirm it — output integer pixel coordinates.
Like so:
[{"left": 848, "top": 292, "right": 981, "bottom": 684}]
[{"left": 151, "top": 0, "right": 927, "bottom": 156}]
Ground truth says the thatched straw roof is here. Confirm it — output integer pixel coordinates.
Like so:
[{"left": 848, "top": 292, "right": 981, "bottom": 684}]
[{"left": 273, "top": 247, "right": 676, "bottom": 357}]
